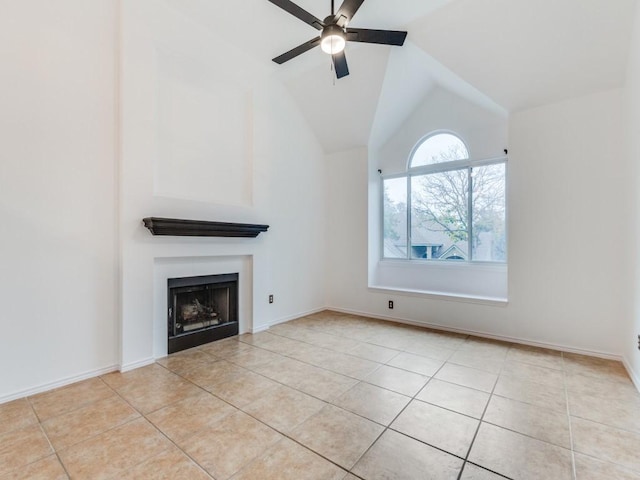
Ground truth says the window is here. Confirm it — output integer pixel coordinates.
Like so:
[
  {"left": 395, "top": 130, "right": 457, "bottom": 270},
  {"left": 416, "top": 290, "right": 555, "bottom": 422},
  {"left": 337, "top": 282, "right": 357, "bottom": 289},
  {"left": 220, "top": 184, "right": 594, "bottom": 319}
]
[{"left": 383, "top": 132, "right": 506, "bottom": 263}]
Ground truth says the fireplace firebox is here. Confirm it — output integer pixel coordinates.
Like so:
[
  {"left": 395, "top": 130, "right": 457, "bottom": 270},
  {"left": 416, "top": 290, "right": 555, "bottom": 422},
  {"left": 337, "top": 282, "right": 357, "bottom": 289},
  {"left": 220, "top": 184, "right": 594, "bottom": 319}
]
[{"left": 168, "top": 273, "right": 238, "bottom": 354}]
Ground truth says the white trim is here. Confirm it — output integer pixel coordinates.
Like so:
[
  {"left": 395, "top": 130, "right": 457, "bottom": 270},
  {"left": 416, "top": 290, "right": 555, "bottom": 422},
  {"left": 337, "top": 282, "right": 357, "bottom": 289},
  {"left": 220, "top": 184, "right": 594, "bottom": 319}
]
[
  {"left": 622, "top": 356, "right": 640, "bottom": 393},
  {"left": 251, "top": 324, "right": 270, "bottom": 334},
  {"left": 265, "top": 306, "right": 327, "bottom": 329},
  {"left": 368, "top": 285, "right": 508, "bottom": 307},
  {"left": 121, "top": 357, "right": 155, "bottom": 373},
  {"left": 0, "top": 364, "right": 119, "bottom": 405},
  {"left": 327, "top": 306, "right": 623, "bottom": 361}
]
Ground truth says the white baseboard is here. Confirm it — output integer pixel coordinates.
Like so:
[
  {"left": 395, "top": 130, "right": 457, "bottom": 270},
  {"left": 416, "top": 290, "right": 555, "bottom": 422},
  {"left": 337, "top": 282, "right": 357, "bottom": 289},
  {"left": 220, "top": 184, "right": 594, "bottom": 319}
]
[
  {"left": 251, "top": 306, "right": 327, "bottom": 334},
  {"left": 622, "top": 356, "right": 640, "bottom": 392},
  {"left": 0, "top": 364, "right": 119, "bottom": 405},
  {"left": 120, "top": 357, "right": 156, "bottom": 373},
  {"left": 327, "top": 306, "right": 623, "bottom": 361}
]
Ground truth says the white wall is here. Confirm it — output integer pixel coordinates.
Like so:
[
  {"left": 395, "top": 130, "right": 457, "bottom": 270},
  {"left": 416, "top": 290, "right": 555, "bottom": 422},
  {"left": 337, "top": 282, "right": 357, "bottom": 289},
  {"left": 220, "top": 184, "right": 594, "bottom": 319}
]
[
  {"left": 119, "top": 0, "right": 327, "bottom": 368},
  {"left": 328, "top": 88, "right": 628, "bottom": 356},
  {"left": 624, "top": 2, "right": 640, "bottom": 384},
  {"left": 0, "top": 1, "right": 119, "bottom": 400}
]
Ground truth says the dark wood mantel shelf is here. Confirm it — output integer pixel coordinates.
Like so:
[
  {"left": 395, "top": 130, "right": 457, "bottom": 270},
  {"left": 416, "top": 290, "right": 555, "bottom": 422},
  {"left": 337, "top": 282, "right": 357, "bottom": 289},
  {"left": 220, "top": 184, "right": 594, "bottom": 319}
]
[{"left": 142, "top": 217, "right": 269, "bottom": 238}]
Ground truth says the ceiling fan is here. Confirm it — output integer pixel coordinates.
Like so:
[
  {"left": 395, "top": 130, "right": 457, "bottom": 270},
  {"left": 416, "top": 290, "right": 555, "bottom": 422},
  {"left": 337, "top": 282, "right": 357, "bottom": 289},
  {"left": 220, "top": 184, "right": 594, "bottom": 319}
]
[{"left": 268, "top": 0, "right": 408, "bottom": 79}]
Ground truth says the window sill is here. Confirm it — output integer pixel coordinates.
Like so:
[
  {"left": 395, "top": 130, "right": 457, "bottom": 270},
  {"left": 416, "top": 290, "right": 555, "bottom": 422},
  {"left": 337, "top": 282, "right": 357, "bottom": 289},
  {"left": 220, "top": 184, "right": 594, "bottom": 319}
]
[
  {"left": 368, "top": 285, "right": 508, "bottom": 306},
  {"left": 380, "top": 258, "right": 507, "bottom": 271}
]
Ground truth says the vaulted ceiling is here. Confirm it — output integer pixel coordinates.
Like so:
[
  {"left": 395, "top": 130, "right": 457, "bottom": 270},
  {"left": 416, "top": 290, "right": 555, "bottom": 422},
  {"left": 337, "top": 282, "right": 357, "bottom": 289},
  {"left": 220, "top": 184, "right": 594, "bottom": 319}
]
[{"left": 168, "top": 0, "right": 637, "bottom": 153}]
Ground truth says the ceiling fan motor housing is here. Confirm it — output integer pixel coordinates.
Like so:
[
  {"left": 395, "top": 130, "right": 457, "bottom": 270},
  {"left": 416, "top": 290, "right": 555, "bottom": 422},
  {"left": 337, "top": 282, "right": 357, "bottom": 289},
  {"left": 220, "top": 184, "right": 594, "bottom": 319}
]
[{"left": 320, "top": 23, "right": 346, "bottom": 54}]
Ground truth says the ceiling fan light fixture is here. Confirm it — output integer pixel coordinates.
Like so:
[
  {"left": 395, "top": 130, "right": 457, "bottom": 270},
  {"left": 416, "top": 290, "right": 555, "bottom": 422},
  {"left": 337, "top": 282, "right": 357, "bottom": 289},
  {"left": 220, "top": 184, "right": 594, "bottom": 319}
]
[{"left": 320, "top": 25, "right": 346, "bottom": 54}]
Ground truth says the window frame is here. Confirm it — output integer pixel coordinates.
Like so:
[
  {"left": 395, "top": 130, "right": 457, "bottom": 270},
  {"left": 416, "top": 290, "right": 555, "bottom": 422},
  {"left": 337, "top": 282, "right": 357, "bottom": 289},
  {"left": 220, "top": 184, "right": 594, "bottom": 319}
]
[{"left": 382, "top": 134, "right": 508, "bottom": 264}]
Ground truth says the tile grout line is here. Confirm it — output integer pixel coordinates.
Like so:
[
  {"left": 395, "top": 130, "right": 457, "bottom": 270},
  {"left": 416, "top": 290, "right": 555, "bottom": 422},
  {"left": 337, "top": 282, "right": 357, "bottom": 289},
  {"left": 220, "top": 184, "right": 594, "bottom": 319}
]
[
  {"left": 154, "top": 356, "right": 355, "bottom": 477},
  {"left": 561, "top": 352, "right": 578, "bottom": 480},
  {"left": 25, "top": 392, "right": 74, "bottom": 479},
  {"left": 456, "top": 347, "right": 510, "bottom": 480}
]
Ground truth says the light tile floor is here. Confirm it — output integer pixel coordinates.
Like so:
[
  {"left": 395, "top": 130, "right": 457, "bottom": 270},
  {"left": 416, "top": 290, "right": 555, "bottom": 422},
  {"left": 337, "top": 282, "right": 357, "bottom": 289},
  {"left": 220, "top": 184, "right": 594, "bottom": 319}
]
[{"left": 2, "top": 311, "right": 640, "bottom": 479}]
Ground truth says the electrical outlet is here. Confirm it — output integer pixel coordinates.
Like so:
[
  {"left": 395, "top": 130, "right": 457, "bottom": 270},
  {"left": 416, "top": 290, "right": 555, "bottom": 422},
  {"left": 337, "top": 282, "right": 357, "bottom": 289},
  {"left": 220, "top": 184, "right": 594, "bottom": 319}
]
[
  {"left": 269, "top": 294, "right": 274, "bottom": 304},
  {"left": 388, "top": 300, "right": 394, "bottom": 309}
]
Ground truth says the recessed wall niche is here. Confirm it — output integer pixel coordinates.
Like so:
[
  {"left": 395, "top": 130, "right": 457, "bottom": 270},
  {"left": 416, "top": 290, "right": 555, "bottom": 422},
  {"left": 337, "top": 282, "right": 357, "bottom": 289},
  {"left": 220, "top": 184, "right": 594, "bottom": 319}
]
[{"left": 154, "top": 50, "right": 253, "bottom": 206}]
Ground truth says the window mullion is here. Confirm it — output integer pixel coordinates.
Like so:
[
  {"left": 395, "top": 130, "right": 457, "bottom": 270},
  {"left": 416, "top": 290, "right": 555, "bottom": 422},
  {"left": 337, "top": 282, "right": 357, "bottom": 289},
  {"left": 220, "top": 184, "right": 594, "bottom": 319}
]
[
  {"left": 406, "top": 175, "right": 411, "bottom": 259},
  {"left": 468, "top": 167, "right": 473, "bottom": 261}
]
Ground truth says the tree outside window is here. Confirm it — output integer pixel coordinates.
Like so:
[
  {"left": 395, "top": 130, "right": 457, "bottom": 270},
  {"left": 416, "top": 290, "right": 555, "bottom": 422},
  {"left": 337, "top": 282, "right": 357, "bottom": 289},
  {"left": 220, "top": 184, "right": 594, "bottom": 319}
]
[{"left": 383, "top": 133, "right": 506, "bottom": 262}]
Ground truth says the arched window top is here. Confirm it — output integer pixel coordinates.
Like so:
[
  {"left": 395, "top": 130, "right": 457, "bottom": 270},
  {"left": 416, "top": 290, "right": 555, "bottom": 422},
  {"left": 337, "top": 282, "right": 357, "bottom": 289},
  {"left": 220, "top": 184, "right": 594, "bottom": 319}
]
[{"left": 409, "top": 132, "right": 469, "bottom": 168}]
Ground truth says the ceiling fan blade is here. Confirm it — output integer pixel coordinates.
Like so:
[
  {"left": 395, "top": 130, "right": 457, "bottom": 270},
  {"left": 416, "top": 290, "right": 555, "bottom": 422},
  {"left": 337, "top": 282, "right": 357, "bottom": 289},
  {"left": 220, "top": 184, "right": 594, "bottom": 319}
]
[
  {"left": 332, "top": 51, "right": 349, "bottom": 79},
  {"left": 267, "top": 0, "right": 324, "bottom": 30},
  {"left": 334, "top": 0, "right": 365, "bottom": 27},
  {"left": 346, "top": 28, "right": 407, "bottom": 46},
  {"left": 272, "top": 37, "right": 321, "bottom": 64}
]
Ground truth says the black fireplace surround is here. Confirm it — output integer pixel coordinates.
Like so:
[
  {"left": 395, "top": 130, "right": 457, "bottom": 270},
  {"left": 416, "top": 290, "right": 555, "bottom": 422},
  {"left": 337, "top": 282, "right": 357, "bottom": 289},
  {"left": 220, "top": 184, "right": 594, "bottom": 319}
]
[{"left": 168, "top": 273, "right": 239, "bottom": 354}]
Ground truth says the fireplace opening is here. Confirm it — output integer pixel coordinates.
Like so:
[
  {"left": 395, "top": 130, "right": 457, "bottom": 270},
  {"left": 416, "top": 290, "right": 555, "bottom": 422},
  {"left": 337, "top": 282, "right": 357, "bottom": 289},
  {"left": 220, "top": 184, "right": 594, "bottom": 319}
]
[{"left": 168, "top": 273, "right": 239, "bottom": 354}]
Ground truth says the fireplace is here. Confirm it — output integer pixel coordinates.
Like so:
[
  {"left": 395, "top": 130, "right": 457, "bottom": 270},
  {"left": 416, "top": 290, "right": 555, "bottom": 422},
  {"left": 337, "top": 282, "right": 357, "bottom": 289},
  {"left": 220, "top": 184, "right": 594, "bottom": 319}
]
[{"left": 168, "top": 273, "right": 239, "bottom": 354}]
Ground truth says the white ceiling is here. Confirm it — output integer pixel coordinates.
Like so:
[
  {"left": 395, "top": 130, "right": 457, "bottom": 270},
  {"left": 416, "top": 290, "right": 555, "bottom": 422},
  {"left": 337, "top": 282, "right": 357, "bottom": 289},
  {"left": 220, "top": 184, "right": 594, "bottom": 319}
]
[{"left": 167, "top": 0, "right": 637, "bottom": 152}]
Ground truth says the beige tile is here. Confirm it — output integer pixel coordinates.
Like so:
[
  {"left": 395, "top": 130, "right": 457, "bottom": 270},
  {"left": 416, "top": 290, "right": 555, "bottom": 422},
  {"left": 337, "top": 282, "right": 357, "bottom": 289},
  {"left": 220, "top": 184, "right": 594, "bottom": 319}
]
[
  {"left": 483, "top": 395, "right": 571, "bottom": 448},
  {"left": 459, "top": 463, "right": 506, "bottom": 479},
  {"left": 391, "top": 400, "right": 478, "bottom": 457},
  {"left": 257, "top": 359, "right": 357, "bottom": 402},
  {"left": 563, "top": 353, "right": 630, "bottom": 384},
  {"left": 447, "top": 350, "right": 506, "bottom": 374},
  {"left": 568, "top": 387, "right": 640, "bottom": 433},
  {"left": 241, "top": 333, "right": 309, "bottom": 356},
  {"left": 457, "top": 338, "right": 511, "bottom": 355},
  {"left": 58, "top": 418, "right": 171, "bottom": 480},
  {"left": 199, "top": 337, "right": 254, "bottom": 357},
  {"left": 100, "top": 363, "right": 170, "bottom": 391},
  {"left": 352, "top": 429, "right": 462, "bottom": 480},
  {"left": 118, "top": 446, "right": 213, "bottom": 480},
  {"left": 243, "top": 385, "right": 326, "bottom": 433},
  {"left": 348, "top": 342, "right": 400, "bottom": 363},
  {"left": 156, "top": 348, "right": 217, "bottom": 375},
  {"left": 506, "top": 344, "right": 563, "bottom": 370},
  {"left": 0, "top": 398, "right": 38, "bottom": 435},
  {"left": 363, "top": 365, "right": 429, "bottom": 396},
  {"left": 114, "top": 371, "right": 203, "bottom": 415},
  {"left": 181, "top": 411, "right": 283, "bottom": 480},
  {"left": 238, "top": 331, "right": 283, "bottom": 347},
  {"left": 565, "top": 372, "right": 638, "bottom": 398},
  {"left": 147, "top": 390, "right": 236, "bottom": 442},
  {"left": 291, "top": 405, "right": 384, "bottom": 470},
  {"left": 208, "top": 370, "right": 280, "bottom": 408},
  {"left": 226, "top": 346, "right": 284, "bottom": 369},
  {"left": 182, "top": 360, "right": 247, "bottom": 390},
  {"left": 500, "top": 360, "right": 565, "bottom": 389},
  {"left": 416, "top": 379, "right": 490, "bottom": 419},
  {"left": 308, "top": 332, "right": 362, "bottom": 353},
  {"left": 1, "top": 455, "right": 68, "bottom": 480},
  {"left": 434, "top": 363, "right": 497, "bottom": 393},
  {"left": 42, "top": 395, "right": 140, "bottom": 450},
  {"left": 231, "top": 438, "right": 347, "bottom": 480},
  {"left": 572, "top": 416, "right": 640, "bottom": 472},
  {"left": 398, "top": 339, "right": 457, "bottom": 362},
  {"left": 291, "top": 346, "right": 380, "bottom": 379},
  {"left": 468, "top": 423, "right": 573, "bottom": 480},
  {"left": 318, "top": 351, "right": 381, "bottom": 380},
  {"left": 574, "top": 453, "right": 640, "bottom": 480},
  {"left": 0, "top": 425, "right": 53, "bottom": 476},
  {"left": 387, "top": 352, "right": 444, "bottom": 377},
  {"left": 566, "top": 373, "right": 640, "bottom": 432},
  {"left": 493, "top": 375, "right": 567, "bottom": 413},
  {"left": 29, "top": 377, "right": 113, "bottom": 420},
  {"left": 332, "top": 382, "right": 410, "bottom": 426}
]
